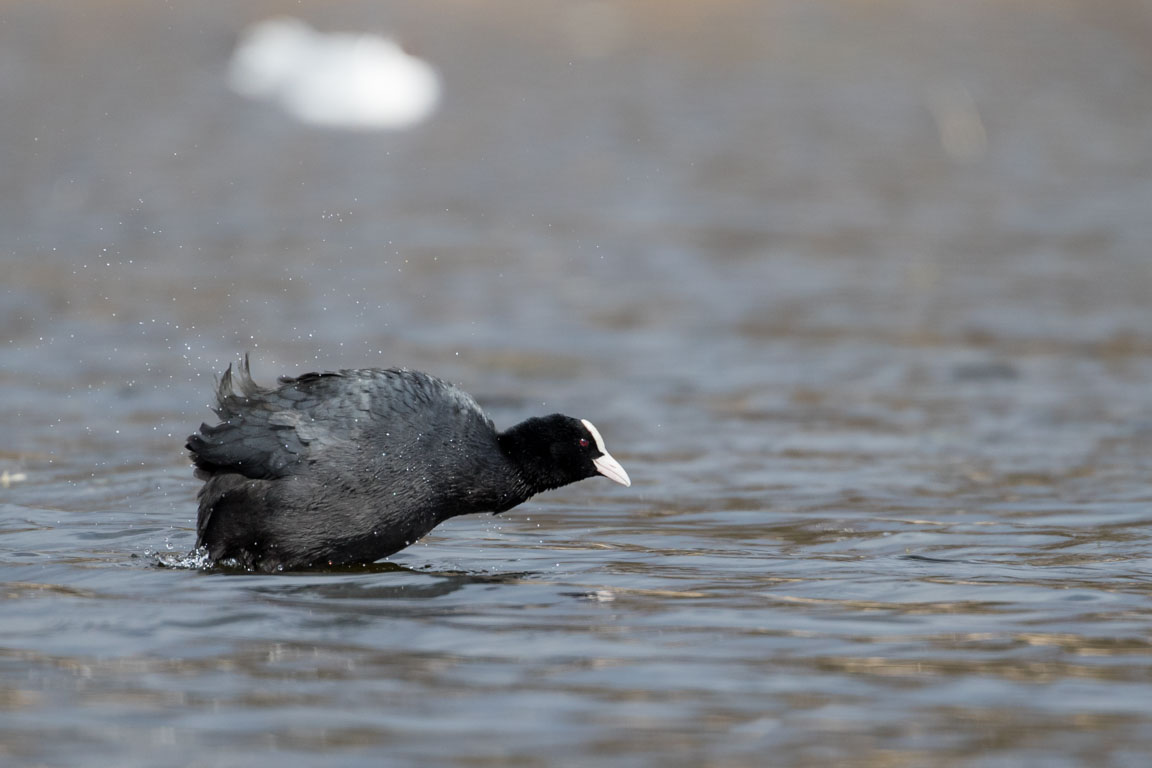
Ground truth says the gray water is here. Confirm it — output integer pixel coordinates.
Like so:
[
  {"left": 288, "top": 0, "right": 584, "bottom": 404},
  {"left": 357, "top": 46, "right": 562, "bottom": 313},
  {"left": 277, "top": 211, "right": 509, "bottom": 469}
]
[{"left": 5, "top": 1, "right": 1152, "bottom": 765}]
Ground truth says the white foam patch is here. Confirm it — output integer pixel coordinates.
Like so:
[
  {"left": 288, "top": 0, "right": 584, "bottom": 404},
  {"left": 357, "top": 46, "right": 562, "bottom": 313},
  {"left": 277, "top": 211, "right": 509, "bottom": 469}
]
[
  {"left": 227, "top": 17, "right": 441, "bottom": 131},
  {"left": 580, "top": 418, "right": 606, "bottom": 453}
]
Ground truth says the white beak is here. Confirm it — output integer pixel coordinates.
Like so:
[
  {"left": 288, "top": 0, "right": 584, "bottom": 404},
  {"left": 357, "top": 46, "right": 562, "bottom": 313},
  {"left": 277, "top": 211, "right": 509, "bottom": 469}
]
[
  {"left": 580, "top": 418, "right": 631, "bottom": 487},
  {"left": 592, "top": 451, "right": 631, "bottom": 487}
]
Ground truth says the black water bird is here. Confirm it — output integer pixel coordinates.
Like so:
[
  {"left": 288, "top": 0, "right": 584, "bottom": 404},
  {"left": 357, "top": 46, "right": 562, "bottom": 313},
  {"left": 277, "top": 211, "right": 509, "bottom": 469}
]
[{"left": 186, "top": 358, "right": 630, "bottom": 571}]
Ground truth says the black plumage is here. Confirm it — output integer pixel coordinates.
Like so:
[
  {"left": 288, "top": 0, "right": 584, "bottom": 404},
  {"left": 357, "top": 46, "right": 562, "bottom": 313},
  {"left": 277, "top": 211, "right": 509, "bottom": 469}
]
[{"left": 186, "top": 357, "right": 630, "bottom": 571}]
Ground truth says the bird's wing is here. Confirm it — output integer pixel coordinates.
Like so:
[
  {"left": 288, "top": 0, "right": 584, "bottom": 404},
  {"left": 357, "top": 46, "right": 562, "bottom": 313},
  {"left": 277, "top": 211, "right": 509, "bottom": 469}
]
[
  {"left": 187, "top": 359, "right": 491, "bottom": 481},
  {"left": 186, "top": 358, "right": 376, "bottom": 480}
]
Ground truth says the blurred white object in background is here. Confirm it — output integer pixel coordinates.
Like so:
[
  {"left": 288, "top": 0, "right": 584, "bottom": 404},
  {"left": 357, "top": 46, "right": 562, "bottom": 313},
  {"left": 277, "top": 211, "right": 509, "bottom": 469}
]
[{"left": 227, "top": 17, "right": 441, "bottom": 130}]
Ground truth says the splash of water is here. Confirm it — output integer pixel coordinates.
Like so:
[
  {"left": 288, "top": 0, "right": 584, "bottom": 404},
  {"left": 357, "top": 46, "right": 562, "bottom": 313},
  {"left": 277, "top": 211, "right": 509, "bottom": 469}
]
[{"left": 155, "top": 546, "right": 213, "bottom": 570}]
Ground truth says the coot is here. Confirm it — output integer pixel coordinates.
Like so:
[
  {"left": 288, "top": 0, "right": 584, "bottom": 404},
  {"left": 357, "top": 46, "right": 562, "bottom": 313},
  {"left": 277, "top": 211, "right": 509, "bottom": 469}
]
[{"left": 186, "top": 357, "right": 630, "bottom": 570}]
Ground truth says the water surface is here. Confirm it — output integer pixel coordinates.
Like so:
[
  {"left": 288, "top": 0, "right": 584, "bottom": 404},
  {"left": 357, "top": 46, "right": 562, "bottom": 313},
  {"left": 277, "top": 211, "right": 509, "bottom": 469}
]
[{"left": 4, "top": 1, "right": 1152, "bottom": 765}]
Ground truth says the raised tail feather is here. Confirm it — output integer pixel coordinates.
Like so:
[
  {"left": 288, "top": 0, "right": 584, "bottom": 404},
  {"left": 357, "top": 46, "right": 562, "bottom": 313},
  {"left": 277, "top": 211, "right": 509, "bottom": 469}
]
[{"left": 212, "top": 353, "right": 266, "bottom": 417}]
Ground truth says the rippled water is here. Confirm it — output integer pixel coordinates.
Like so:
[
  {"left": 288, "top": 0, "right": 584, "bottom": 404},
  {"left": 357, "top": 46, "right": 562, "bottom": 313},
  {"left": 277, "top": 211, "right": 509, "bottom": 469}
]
[{"left": 5, "top": 1, "right": 1152, "bottom": 765}]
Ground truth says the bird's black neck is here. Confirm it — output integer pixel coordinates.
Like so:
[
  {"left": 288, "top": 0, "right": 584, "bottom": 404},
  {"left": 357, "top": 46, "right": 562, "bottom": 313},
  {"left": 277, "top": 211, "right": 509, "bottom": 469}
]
[{"left": 497, "top": 418, "right": 569, "bottom": 497}]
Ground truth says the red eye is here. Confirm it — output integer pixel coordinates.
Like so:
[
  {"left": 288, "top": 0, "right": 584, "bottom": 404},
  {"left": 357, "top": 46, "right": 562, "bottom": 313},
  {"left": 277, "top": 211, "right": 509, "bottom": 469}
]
[{"left": 579, "top": 438, "right": 589, "bottom": 448}]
